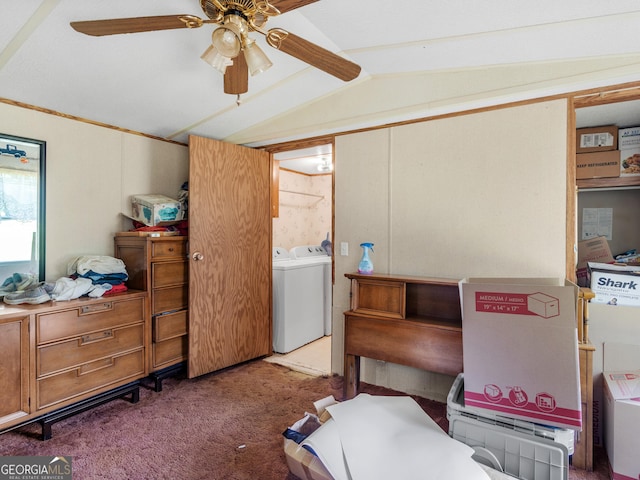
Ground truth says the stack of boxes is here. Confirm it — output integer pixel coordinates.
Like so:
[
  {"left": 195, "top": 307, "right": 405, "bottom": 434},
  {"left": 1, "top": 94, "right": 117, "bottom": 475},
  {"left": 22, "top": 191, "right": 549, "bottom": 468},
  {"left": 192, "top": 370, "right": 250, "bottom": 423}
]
[
  {"left": 575, "top": 125, "right": 619, "bottom": 179},
  {"left": 575, "top": 124, "right": 640, "bottom": 179}
]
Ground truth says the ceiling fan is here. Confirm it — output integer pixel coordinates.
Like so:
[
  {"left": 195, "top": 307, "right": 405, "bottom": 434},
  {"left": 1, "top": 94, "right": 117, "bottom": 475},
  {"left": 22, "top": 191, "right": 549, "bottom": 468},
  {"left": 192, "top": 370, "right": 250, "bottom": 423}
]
[{"left": 70, "top": 0, "right": 361, "bottom": 100}]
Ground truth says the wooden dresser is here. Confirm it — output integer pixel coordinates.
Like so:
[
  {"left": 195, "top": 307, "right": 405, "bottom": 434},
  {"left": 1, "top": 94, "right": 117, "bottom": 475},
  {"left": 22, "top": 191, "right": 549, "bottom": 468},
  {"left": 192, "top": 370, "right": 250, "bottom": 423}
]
[
  {"left": 0, "top": 291, "right": 147, "bottom": 439},
  {"left": 114, "top": 235, "right": 189, "bottom": 390}
]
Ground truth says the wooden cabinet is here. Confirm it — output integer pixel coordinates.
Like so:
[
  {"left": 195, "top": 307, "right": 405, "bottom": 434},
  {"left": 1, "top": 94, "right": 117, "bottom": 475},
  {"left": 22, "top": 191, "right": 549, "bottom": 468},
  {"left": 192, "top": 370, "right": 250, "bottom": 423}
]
[
  {"left": 0, "top": 292, "right": 146, "bottom": 438},
  {"left": 343, "top": 273, "right": 463, "bottom": 400},
  {"left": 114, "top": 235, "right": 189, "bottom": 390},
  {"left": 0, "top": 313, "right": 31, "bottom": 428}
]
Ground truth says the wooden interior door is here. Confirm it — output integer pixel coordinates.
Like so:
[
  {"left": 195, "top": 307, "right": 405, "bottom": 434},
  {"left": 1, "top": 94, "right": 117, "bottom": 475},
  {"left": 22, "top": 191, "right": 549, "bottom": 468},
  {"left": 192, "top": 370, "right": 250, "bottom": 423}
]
[{"left": 188, "top": 135, "right": 272, "bottom": 378}]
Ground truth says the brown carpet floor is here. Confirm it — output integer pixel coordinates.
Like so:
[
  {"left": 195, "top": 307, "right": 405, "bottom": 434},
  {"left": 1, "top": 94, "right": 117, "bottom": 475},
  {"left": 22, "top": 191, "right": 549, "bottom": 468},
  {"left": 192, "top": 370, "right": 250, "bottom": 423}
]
[{"left": 0, "top": 359, "right": 611, "bottom": 479}]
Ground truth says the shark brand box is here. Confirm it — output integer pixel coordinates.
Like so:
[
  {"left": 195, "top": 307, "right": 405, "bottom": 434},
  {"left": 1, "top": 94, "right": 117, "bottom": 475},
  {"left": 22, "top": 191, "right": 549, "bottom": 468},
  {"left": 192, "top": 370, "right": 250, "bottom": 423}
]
[
  {"left": 588, "top": 262, "right": 640, "bottom": 307},
  {"left": 459, "top": 278, "right": 582, "bottom": 430}
]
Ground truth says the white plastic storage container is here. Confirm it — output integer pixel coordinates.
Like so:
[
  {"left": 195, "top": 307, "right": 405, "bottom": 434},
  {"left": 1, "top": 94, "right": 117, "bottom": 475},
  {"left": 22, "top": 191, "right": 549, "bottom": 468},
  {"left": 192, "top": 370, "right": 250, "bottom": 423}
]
[
  {"left": 449, "top": 416, "right": 569, "bottom": 480},
  {"left": 447, "top": 374, "right": 574, "bottom": 454},
  {"left": 447, "top": 373, "right": 572, "bottom": 480}
]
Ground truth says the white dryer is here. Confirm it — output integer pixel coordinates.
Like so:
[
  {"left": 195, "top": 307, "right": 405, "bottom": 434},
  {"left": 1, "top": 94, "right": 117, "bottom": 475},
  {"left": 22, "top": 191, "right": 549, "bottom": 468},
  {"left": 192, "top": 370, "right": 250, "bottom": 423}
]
[
  {"left": 289, "top": 245, "right": 332, "bottom": 335},
  {"left": 272, "top": 247, "right": 325, "bottom": 353}
]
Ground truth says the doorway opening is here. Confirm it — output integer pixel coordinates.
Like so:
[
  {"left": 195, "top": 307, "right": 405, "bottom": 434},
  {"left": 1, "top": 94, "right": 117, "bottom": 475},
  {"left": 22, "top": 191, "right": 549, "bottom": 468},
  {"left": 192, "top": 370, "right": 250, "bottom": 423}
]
[{"left": 268, "top": 143, "right": 334, "bottom": 376}]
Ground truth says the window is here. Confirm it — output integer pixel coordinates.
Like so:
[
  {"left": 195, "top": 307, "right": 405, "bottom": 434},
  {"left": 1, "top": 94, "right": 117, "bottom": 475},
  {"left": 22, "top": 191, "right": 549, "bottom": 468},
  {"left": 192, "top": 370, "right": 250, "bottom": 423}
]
[{"left": 0, "top": 133, "right": 46, "bottom": 282}]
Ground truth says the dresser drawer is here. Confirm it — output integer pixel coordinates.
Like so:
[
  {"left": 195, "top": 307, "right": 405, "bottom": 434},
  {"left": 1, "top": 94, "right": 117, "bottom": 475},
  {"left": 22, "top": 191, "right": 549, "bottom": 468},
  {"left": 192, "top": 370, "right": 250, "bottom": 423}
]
[
  {"left": 153, "top": 335, "right": 188, "bottom": 369},
  {"left": 151, "top": 240, "right": 187, "bottom": 260},
  {"left": 153, "top": 310, "right": 188, "bottom": 342},
  {"left": 37, "top": 349, "right": 144, "bottom": 409},
  {"left": 38, "top": 324, "right": 144, "bottom": 376},
  {"left": 37, "top": 297, "right": 145, "bottom": 344},
  {"left": 152, "top": 261, "right": 188, "bottom": 288},
  {"left": 152, "top": 285, "right": 188, "bottom": 315}
]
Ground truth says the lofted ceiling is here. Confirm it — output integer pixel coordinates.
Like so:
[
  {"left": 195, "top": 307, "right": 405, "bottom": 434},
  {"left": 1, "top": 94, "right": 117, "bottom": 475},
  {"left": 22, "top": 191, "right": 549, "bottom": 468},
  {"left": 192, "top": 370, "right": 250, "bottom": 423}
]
[{"left": 3, "top": 1, "right": 640, "bottom": 150}]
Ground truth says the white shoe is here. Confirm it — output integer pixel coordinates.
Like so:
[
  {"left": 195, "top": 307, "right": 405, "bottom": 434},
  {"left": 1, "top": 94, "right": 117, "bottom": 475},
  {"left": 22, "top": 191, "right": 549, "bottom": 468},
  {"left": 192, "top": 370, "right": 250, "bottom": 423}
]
[{"left": 3, "top": 285, "right": 50, "bottom": 305}]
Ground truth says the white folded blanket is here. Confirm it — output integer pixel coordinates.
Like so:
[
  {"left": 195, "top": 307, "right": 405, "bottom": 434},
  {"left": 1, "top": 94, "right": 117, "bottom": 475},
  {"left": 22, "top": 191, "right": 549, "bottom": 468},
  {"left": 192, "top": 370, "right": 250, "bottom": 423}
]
[{"left": 67, "top": 255, "right": 127, "bottom": 276}]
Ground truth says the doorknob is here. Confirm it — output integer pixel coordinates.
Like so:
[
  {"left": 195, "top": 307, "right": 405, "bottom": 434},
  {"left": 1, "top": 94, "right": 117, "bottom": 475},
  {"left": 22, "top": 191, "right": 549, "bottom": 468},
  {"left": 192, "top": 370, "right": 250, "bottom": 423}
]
[{"left": 192, "top": 252, "right": 204, "bottom": 261}]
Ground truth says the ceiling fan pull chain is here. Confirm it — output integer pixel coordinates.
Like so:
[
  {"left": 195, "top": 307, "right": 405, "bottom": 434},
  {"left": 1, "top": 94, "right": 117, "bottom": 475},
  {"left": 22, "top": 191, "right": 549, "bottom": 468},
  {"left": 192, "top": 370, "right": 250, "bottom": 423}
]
[{"left": 236, "top": 94, "right": 242, "bottom": 106}]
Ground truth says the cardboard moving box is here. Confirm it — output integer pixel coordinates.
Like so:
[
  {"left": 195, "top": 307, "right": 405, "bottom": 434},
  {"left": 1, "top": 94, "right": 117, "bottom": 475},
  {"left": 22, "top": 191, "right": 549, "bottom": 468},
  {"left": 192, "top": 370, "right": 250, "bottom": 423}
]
[
  {"left": 576, "top": 237, "right": 614, "bottom": 288},
  {"left": 576, "top": 125, "right": 618, "bottom": 153},
  {"left": 603, "top": 343, "right": 640, "bottom": 480},
  {"left": 459, "top": 278, "right": 581, "bottom": 430},
  {"left": 576, "top": 150, "right": 620, "bottom": 179}
]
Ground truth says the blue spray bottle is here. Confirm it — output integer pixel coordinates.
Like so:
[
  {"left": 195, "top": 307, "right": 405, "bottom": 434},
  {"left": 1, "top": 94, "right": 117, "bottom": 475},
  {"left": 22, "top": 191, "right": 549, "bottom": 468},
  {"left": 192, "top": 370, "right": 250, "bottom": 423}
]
[{"left": 358, "top": 243, "right": 374, "bottom": 274}]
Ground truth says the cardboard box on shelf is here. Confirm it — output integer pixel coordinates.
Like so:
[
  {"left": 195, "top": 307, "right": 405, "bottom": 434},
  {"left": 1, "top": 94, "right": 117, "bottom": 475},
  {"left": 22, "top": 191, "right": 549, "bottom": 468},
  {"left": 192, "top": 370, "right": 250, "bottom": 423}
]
[
  {"left": 618, "top": 126, "right": 640, "bottom": 148},
  {"left": 459, "top": 278, "right": 581, "bottom": 430},
  {"left": 576, "top": 125, "right": 618, "bottom": 154},
  {"left": 130, "top": 194, "right": 184, "bottom": 226},
  {"left": 575, "top": 150, "right": 620, "bottom": 179},
  {"left": 576, "top": 236, "right": 614, "bottom": 287},
  {"left": 619, "top": 147, "right": 640, "bottom": 176},
  {"left": 588, "top": 262, "right": 640, "bottom": 307}
]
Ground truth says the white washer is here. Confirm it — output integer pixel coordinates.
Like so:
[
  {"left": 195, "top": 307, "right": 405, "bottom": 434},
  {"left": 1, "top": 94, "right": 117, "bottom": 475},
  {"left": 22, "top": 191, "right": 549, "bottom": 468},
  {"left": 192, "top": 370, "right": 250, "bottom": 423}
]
[
  {"left": 289, "top": 245, "right": 332, "bottom": 336},
  {"left": 272, "top": 247, "right": 325, "bottom": 353}
]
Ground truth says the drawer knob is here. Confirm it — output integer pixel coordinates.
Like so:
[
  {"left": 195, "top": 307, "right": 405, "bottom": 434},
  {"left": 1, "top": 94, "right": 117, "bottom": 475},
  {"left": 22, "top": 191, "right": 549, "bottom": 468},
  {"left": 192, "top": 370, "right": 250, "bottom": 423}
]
[
  {"left": 168, "top": 247, "right": 174, "bottom": 252},
  {"left": 192, "top": 252, "right": 204, "bottom": 261}
]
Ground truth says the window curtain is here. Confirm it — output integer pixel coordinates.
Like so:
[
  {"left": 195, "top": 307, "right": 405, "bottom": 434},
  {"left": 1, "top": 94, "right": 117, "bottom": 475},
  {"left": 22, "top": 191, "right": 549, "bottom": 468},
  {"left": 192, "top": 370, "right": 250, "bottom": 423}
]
[{"left": 0, "top": 168, "right": 37, "bottom": 222}]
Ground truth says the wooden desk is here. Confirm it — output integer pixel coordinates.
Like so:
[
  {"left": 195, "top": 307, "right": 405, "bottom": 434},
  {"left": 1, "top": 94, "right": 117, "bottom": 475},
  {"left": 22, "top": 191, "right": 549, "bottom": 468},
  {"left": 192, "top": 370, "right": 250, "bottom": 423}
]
[{"left": 343, "top": 273, "right": 463, "bottom": 399}]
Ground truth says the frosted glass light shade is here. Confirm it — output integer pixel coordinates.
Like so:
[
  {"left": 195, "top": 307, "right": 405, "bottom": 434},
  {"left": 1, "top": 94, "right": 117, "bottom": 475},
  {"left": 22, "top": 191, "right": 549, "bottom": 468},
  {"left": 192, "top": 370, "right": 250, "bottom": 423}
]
[
  {"left": 201, "top": 45, "right": 233, "bottom": 73},
  {"left": 243, "top": 40, "right": 272, "bottom": 76},
  {"left": 211, "top": 25, "right": 241, "bottom": 58}
]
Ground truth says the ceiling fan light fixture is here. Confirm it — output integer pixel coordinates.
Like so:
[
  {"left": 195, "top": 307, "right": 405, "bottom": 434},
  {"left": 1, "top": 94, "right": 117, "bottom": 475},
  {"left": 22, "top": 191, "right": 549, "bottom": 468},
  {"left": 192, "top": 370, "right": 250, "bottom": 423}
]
[
  {"left": 211, "top": 22, "right": 242, "bottom": 57},
  {"left": 200, "top": 44, "right": 233, "bottom": 73},
  {"left": 243, "top": 39, "right": 272, "bottom": 76},
  {"left": 317, "top": 158, "right": 333, "bottom": 172}
]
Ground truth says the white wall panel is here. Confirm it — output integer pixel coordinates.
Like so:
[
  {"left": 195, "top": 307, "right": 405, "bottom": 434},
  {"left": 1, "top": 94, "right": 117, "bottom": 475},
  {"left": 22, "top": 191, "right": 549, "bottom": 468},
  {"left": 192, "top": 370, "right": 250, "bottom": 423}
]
[
  {"left": 333, "top": 99, "right": 570, "bottom": 399},
  {"left": 0, "top": 102, "right": 188, "bottom": 280}
]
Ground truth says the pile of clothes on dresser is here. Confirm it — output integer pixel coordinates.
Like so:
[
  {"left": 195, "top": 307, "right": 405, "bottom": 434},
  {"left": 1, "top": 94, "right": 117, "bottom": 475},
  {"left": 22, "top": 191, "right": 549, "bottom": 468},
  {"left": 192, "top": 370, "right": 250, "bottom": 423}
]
[{"left": 1, "top": 255, "right": 128, "bottom": 305}]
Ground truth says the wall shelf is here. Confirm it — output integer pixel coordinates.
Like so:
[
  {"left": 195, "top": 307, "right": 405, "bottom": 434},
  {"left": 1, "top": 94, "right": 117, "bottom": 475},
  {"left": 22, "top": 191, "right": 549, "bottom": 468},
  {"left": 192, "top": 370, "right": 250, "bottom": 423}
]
[{"left": 576, "top": 176, "right": 640, "bottom": 190}]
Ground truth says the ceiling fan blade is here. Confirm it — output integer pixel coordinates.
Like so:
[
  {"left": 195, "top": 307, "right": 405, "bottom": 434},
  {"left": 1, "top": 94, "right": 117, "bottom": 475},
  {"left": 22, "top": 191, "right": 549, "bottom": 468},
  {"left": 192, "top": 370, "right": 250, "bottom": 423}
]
[
  {"left": 224, "top": 52, "right": 249, "bottom": 95},
  {"left": 70, "top": 15, "right": 211, "bottom": 37},
  {"left": 270, "top": 0, "right": 320, "bottom": 14},
  {"left": 265, "top": 29, "right": 360, "bottom": 82}
]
